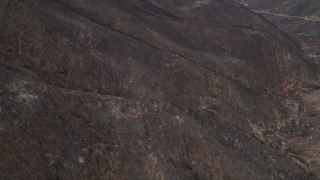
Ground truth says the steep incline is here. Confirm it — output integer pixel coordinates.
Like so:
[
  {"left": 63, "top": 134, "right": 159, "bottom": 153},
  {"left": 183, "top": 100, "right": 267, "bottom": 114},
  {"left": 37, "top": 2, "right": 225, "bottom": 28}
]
[
  {"left": 236, "top": 0, "right": 320, "bottom": 18},
  {"left": 0, "top": 0, "right": 318, "bottom": 179},
  {"left": 235, "top": 0, "right": 320, "bottom": 69}
]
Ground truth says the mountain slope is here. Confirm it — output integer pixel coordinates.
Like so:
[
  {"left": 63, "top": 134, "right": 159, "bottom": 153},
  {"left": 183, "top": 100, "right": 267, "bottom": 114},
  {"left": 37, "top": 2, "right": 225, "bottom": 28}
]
[
  {"left": 235, "top": 0, "right": 320, "bottom": 69},
  {"left": 237, "top": 0, "right": 320, "bottom": 18},
  {"left": 0, "top": 0, "right": 318, "bottom": 179}
]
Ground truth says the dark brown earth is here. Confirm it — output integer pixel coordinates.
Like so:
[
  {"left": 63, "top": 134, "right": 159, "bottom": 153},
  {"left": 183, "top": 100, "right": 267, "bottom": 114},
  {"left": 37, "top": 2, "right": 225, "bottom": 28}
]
[
  {"left": 236, "top": 0, "right": 320, "bottom": 18},
  {"left": 238, "top": 0, "right": 320, "bottom": 177},
  {"left": 235, "top": 0, "right": 320, "bottom": 69},
  {"left": 0, "top": 0, "right": 319, "bottom": 179}
]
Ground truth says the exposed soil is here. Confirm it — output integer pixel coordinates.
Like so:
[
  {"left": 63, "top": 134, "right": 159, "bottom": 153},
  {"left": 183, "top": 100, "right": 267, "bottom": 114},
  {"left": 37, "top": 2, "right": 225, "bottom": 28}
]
[{"left": 1, "top": 0, "right": 319, "bottom": 179}]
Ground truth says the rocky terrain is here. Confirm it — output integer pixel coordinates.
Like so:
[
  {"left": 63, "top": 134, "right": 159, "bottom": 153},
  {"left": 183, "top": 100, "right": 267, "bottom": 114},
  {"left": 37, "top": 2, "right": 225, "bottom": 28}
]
[
  {"left": 236, "top": 0, "right": 320, "bottom": 18},
  {"left": 235, "top": 0, "right": 320, "bottom": 69},
  {"left": 0, "top": 0, "right": 319, "bottom": 179},
  {"left": 235, "top": 0, "right": 320, "bottom": 177}
]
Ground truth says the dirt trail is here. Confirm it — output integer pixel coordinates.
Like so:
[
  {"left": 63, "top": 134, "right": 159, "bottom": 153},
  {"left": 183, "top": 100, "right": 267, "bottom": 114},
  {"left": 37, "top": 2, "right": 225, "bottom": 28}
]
[{"left": 254, "top": 10, "right": 320, "bottom": 22}]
